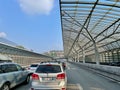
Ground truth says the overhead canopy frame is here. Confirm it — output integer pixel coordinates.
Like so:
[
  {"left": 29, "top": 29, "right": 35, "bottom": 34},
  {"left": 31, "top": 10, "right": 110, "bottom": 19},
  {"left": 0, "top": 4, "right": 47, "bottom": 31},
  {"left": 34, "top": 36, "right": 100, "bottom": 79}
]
[{"left": 60, "top": 0, "right": 120, "bottom": 58}]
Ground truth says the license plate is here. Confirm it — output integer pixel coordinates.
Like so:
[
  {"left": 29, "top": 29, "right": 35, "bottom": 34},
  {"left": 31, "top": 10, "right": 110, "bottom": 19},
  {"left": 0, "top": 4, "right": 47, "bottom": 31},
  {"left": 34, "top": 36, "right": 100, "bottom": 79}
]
[{"left": 42, "top": 77, "right": 56, "bottom": 81}]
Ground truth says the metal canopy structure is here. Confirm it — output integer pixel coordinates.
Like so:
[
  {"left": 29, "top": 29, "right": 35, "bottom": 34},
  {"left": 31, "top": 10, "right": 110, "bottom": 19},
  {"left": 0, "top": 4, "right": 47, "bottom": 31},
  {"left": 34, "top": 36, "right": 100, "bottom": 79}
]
[
  {"left": 0, "top": 42, "right": 52, "bottom": 66},
  {"left": 0, "top": 43, "right": 51, "bottom": 58},
  {"left": 60, "top": 0, "right": 120, "bottom": 64}
]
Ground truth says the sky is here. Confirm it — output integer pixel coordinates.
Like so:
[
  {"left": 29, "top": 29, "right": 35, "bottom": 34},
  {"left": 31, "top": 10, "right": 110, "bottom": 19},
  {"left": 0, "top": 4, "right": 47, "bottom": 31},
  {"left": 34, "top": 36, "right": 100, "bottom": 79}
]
[{"left": 0, "top": 0, "right": 63, "bottom": 53}]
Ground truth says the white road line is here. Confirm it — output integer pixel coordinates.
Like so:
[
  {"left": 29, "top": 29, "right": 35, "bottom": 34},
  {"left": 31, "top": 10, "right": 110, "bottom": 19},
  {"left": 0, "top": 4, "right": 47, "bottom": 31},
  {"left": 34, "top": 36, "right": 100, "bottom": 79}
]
[
  {"left": 77, "top": 84, "right": 83, "bottom": 90},
  {"left": 67, "top": 66, "right": 70, "bottom": 70},
  {"left": 67, "top": 64, "right": 71, "bottom": 70},
  {"left": 118, "top": 82, "right": 120, "bottom": 84}
]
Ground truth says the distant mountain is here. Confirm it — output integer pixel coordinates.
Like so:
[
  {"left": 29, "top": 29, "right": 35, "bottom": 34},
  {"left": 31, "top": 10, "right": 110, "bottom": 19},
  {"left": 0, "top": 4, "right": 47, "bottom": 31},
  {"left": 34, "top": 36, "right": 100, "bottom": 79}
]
[{"left": 0, "top": 37, "right": 18, "bottom": 46}]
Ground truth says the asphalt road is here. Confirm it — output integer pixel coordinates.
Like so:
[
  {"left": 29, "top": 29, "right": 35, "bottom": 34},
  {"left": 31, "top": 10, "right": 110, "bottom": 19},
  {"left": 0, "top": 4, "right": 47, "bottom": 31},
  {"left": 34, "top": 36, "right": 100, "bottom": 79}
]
[{"left": 14, "top": 62, "right": 120, "bottom": 90}]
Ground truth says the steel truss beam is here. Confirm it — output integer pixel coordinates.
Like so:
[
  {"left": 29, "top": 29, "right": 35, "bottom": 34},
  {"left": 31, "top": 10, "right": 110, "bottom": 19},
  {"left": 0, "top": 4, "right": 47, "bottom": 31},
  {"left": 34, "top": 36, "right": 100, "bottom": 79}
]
[
  {"left": 60, "top": 0, "right": 120, "bottom": 62},
  {"left": 61, "top": 1, "right": 120, "bottom": 8},
  {"left": 64, "top": 0, "right": 99, "bottom": 56}
]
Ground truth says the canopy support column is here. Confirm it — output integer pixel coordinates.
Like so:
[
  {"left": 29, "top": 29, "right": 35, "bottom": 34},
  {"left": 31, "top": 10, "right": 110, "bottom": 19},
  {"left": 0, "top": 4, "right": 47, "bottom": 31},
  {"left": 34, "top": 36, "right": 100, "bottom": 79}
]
[
  {"left": 93, "top": 42, "right": 100, "bottom": 65},
  {"left": 82, "top": 48, "right": 85, "bottom": 64}
]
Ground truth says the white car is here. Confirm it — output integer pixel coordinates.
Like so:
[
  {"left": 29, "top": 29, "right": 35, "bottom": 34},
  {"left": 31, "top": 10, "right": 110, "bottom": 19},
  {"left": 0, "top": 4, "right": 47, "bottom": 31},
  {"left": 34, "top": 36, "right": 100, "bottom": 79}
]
[
  {"left": 27, "top": 63, "right": 39, "bottom": 74},
  {"left": 31, "top": 62, "right": 67, "bottom": 90}
]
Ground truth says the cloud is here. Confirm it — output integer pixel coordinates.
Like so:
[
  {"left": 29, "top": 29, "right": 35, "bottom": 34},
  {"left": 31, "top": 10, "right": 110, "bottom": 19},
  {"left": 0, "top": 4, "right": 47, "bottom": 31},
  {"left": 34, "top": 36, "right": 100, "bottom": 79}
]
[
  {"left": 0, "top": 32, "right": 7, "bottom": 38},
  {"left": 18, "top": 0, "right": 54, "bottom": 15}
]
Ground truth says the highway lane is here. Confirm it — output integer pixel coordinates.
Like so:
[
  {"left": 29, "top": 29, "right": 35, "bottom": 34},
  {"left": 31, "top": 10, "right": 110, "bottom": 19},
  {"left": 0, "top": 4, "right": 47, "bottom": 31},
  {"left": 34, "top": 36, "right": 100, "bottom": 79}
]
[
  {"left": 15, "top": 62, "right": 120, "bottom": 90},
  {"left": 67, "top": 62, "right": 120, "bottom": 90},
  {"left": 13, "top": 80, "right": 31, "bottom": 90}
]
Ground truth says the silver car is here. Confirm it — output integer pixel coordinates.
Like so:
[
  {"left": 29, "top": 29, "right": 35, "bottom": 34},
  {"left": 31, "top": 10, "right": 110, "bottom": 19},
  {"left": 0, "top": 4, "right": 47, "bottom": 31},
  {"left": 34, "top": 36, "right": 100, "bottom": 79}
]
[
  {"left": 0, "top": 62, "right": 30, "bottom": 90},
  {"left": 31, "top": 62, "right": 67, "bottom": 90}
]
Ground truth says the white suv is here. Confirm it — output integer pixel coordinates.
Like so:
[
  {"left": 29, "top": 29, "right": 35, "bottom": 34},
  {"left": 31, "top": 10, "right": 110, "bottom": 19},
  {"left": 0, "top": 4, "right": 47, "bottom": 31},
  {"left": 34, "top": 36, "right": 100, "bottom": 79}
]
[
  {"left": 31, "top": 62, "right": 67, "bottom": 90},
  {"left": 0, "top": 62, "right": 30, "bottom": 90}
]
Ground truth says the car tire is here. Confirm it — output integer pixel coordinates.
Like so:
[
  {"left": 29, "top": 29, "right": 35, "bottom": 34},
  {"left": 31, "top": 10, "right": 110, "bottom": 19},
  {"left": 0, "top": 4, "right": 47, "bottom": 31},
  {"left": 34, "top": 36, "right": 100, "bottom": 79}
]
[
  {"left": 24, "top": 75, "right": 30, "bottom": 84},
  {"left": 1, "top": 83, "right": 10, "bottom": 90}
]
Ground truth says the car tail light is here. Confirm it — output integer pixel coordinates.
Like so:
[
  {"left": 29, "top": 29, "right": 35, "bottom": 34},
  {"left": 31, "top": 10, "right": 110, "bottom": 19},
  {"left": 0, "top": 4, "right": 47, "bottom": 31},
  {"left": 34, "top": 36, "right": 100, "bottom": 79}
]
[
  {"left": 57, "top": 73, "right": 65, "bottom": 79},
  {"left": 61, "top": 88, "right": 66, "bottom": 90},
  {"left": 32, "top": 73, "right": 39, "bottom": 80},
  {"left": 46, "top": 64, "right": 52, "bottom": 66}
]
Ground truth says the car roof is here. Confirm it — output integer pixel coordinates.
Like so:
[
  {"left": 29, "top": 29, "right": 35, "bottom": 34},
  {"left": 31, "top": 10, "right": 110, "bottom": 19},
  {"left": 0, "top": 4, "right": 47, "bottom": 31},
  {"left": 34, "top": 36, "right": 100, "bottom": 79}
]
[
  {"left": 30, "top": 63, "right": 39, "bottom": 65},
  {"left": 0, "top": 62, "right": 17, "bottom": 65},
  {"left": 39, "top": 62, "right": 62, "bottom": 65}
]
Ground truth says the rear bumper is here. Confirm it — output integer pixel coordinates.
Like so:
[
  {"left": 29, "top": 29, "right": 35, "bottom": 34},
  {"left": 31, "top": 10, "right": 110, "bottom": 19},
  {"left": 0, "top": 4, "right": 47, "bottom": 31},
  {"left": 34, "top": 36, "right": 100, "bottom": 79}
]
[
  {"left": 31, "top": 87, "right": 61, "bottom": 90},
  {"left": 31, "top": 85, "right": 66, "bottom": 90},
  {"left": 31, "top": 81, "right": 66, "bottom": 90}
]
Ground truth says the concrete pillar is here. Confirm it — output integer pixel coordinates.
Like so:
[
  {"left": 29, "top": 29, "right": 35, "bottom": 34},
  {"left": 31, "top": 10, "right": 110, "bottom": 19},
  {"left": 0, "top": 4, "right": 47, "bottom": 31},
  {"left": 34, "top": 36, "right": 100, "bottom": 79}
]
[
  {"left": 93, "top": 43, "right": 100, "bottom": 65},
  {"left": 78, "top": 53, "right": 79, "bottom": 62},
  {"left": 74, "top": 56, "right": 76, "bottom": 62},
  {"left": 82, "top": 48, "right": 85, "bottom": 64},
  {"left": 75, "top": 56, "right": 77, "bottom": 62}
]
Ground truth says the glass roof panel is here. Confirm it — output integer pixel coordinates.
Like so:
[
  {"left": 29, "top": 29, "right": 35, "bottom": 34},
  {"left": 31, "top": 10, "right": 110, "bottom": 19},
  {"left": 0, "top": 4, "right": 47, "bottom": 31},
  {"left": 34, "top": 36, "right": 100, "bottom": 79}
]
[{"left": 60, "top": 0, "right": 120, "bottom": 56}]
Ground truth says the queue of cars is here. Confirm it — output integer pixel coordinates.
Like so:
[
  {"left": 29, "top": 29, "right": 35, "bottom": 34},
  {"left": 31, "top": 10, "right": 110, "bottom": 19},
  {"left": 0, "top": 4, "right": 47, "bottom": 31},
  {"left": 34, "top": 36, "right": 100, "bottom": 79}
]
[{"left": 0, "top": 60, "right": 67, "bottom": 90}]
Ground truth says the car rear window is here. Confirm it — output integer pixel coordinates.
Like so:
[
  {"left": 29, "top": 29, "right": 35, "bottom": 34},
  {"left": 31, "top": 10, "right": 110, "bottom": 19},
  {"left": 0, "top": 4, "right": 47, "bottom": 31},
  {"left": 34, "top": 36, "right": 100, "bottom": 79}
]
[
  {"left": 36, "top": 65, "right": 61, "bottom": 73},
  {"left": 30, "top": 64, "right": 38, "bottom": 67}
]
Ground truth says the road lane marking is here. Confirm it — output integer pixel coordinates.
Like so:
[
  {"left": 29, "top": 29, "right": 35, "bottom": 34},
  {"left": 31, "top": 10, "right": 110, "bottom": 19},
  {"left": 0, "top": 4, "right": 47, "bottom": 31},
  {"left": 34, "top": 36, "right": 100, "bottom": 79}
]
[
  {"left": 67, "top": 63, "right": 71, "bottom": 70},
  {"left": 77, "top": 84, "right": 83, "bottom": 90},
  {"left": 67, "top": 66, "right": 70, "bottom": 70},
  {"left": 118, "top": 82, "right": 120, "bottom": 84},
  {"left": 67, "top": 84, "right": 83, "bottom": 90}
]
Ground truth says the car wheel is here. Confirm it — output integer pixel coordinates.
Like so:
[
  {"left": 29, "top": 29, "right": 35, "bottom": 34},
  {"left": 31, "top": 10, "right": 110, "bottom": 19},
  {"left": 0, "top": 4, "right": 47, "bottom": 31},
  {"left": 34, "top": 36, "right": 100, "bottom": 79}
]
[
  {"left": 24, "top": 75, "right": 30, "bottom": 84},
  {"left": 1, "top": 83, "right": 10, "bottom": 90}
]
